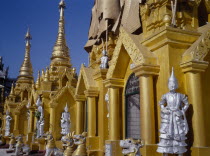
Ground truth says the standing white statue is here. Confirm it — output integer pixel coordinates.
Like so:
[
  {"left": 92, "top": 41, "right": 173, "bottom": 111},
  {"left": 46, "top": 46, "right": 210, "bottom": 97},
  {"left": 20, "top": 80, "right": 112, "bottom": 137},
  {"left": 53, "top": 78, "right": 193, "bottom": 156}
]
[
  {"left": 100, "top": 50, "right": 109, "bottom": 69},
  {"left": 61, "top": 104, "right": 71, "bottom": 135},
  {"left": 36, "top": 95, "right": 44, "bottom": 138},
  {"left": 171, "top": 0, "right": 177, "bottom": 26},
  {"left": 105, "top": 89, "right": 110, "bottom": 118},
  {"left": 27, "top": 110, "right": 30, "bottom": 130},
  {"left": 5, "top": 111, "right": 12, "bottom": 136},
  {"left": 105, "top": 89, "right": 111, "bottom": 156},
  {"left": 157, "top": 68, "right": 189, "bottom": 156}
]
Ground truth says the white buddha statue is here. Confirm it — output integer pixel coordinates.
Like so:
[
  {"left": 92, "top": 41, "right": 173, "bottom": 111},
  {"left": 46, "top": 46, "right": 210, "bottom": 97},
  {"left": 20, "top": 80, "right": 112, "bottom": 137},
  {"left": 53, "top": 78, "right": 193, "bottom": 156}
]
[
  {"left": 61, "top": 104, "right": 71, "bottom": 135},
  {"left": 5, "top": 111, "right": 12, "bottom": 136}
]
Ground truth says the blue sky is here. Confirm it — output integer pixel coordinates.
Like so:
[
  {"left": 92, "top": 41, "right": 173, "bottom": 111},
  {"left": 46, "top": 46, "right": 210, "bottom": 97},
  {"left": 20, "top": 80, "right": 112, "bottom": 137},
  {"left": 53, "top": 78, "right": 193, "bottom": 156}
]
[{"left": 0, "top": 0, "right": 94, "bottom": 79}]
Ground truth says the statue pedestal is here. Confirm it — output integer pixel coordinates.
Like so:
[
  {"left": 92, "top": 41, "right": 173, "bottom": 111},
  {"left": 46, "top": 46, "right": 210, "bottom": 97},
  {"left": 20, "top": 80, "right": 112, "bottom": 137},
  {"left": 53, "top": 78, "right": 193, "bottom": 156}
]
[
  {"left": 13, "top": 130, "right": 19, "bottom": 136},
  {"left": 36, "top": 138, "right": 45, "bottom": 150},
  {"left": 191, "top": 147, "right": 210, "bottom": 156},
  {"left": 31, "top": 143, "right": 39, "bottom": 151},
  {"left": 105, "top": 140, "right": 123, "bottom": 156},
  {"left": 26, "top": 132, "right": 34, "bottom": 144},
  {"left": 140, "top": 144, "right": 162, "bottom": 156},
  {"left": 55, "top": 140, "right": 63, "bottom": 149},
  {"left": 87, "top": 137, "right": 104, "bottom": 156},
  {"left": 4, "top": 136, "right": 10, "bottom": 145}
]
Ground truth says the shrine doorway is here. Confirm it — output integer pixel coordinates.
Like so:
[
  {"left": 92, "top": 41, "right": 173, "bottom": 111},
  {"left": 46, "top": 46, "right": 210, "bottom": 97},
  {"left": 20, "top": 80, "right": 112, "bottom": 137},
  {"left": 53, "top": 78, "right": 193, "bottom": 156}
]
[
  {"left": 19, "top": 106, "right": 29, "bottom": 139},
  {"left": 125, "top": 73, "right": 140, "bottom": 140}
]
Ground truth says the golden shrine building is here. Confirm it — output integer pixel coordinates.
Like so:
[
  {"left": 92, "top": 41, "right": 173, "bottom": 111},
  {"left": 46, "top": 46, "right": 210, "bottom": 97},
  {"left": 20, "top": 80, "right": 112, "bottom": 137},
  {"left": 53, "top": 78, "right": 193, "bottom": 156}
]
[{"left": 1, "top": 0, "right": 210, "bottom": 156}]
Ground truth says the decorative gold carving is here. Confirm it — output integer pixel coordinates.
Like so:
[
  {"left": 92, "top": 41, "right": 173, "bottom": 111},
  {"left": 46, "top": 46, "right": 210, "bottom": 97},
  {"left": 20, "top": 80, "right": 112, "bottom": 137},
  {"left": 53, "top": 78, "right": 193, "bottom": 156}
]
[
  {"left": 205, "top": 0, "right": 210, "bottom": 13},
  {"left": 107, "top": 28, "right": 158, "bottom": 79},
  {"left": 75, "top": 65, "right": 98, "bottom": 95},
  {"left": 182, "top": 25, "right": 210, "bottom": 62},
  {"left": 120, "top": 29, "right": 143, "bottom": 65},
  {"left": 106, "top": 41, "right": 122, "bottom": 79},
  {"left": 192, "top": 33, "right": 210, "bottom": 60},
  {"left": 93, "top": 68, "right": 108, "bottom": 81},
  {"left": 15, "top": 100, "right": 28, "bottom": 112},
  {"left": 49, "top": 85, "right": 76, "bottom": 108}
]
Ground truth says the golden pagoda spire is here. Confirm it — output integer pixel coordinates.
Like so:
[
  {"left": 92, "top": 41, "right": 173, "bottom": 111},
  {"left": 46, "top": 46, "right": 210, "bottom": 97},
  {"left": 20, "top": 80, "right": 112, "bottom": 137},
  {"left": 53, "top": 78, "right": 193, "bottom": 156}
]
[
  {"left": 41, "top": 69, "right": 45, "bottom": 81},
  {"left": 18, "top": 28, "right": 33, "bottom": 80},
  {"left": 51, "top": 0, "right": 71, "bottom": 67},
  {"left": 35, "top": 71, "right": 41, "bottom": 88},
  {"left": 44, "top": 67, "right": 50, "bottom": 81},
  {"left": 9, "top": 83, "right": 15, "bottom": 96}
]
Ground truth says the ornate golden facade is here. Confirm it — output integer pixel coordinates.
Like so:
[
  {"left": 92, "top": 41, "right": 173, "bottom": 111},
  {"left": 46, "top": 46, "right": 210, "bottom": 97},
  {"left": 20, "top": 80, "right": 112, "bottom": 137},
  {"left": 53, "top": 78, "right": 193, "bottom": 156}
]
[{"left": 1, "top": 0, "right": 210, "bottom": 156}]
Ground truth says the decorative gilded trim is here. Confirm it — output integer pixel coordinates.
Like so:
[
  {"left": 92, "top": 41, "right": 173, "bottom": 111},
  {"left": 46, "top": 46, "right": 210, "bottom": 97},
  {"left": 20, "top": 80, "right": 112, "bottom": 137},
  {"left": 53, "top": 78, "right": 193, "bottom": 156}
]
[
  {"left": 132, "top": 64, "right": 160, "bottom": 77},
  {"left": 182, "top": 25, "right": 210, "bottom": 63},
  {"left": 180, "top": 61, "right": 209, "bottom": 73},
  {"left": 107, "top": 27, "right": 158, "bottom": 79},
  {"left": 104, "top": 78, "right": 124, "bottom": 88},
  {"left": 84, "top": 89, "right": 99, "bottom": 97}
]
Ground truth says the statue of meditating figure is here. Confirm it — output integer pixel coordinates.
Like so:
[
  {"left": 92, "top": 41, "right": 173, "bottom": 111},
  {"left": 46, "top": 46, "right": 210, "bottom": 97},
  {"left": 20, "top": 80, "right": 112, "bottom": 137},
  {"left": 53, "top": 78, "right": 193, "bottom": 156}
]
[
  {"left": 157, "top": 68, "right": 189, "bottom": 156},
  {"left": 5, "top": 111, "right": 12, "bottom": 136},
  {"left": 61, "top": 104, "right": 71, "bottom": 135}
]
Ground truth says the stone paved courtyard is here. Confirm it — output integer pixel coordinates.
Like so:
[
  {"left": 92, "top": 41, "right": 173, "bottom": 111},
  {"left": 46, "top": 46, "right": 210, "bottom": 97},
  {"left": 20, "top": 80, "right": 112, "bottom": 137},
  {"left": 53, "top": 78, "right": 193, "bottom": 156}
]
[
  {"left": 0, "top": 149, "right": 45, "bottom": 156},
  {"left": 0, "top": 149, "right": 12, "bottom": 156}
]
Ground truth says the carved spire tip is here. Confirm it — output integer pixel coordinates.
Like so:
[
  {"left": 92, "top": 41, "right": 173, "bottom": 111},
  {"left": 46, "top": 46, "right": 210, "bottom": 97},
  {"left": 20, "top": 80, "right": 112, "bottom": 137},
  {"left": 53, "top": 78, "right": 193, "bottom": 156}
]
[
  {"left": 59, "top": 0, "right": 66, "bottom": 9},
  {"left": 25, "top": 27, "right": 32, "bottom": 41}
]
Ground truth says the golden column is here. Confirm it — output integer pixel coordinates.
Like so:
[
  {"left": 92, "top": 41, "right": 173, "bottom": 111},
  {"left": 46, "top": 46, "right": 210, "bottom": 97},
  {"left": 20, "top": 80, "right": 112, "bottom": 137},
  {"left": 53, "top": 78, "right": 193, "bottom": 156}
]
[
  {"left": 75, "top": 95, "right": 86, "bottom": 134},
  {"left": 2, "top": 114, "right": 6, "bottom": 134},
  {"left": 29, "top": 107, "right": 35, "bottom": 133},
  {"left": 49, "top": 104, "right": 56, "bottom": 137},
  {"left": 34, "top": 114, "right": 37, "bottom": 133},
  {"left": 133, "top": 64, "right": 160, "bottom": 155},
  {"left": 104, "top": 78, "right": 124, "bottom": 140},
  {"left": 181, "top": 61, "right": 208, "bottom": 148},
  {"left": 27, "top": 106, "right": 35, "bottom": 144},
  {"left": 104, "top": 78, "right": 124, "bottom": 156},
  {"left": 13, "top": 111, "right": 20, "bottom": 135},
  {"left": 93, "top": 69, "right": 108, "bottom": 154},
  {"left": 85, "top": 90, "right": 98, "bottom": 137}
]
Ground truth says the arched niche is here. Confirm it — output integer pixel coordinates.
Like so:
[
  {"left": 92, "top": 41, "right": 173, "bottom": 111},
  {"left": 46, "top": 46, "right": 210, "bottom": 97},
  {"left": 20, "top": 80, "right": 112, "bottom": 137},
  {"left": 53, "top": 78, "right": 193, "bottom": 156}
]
[
  {"left": 51, "top": 87, "right": 76, "bottom": 140},
  {"left": 62, "top": 75, "right": 68, "bottom": 87},
  {"left": 125, "top": 73, "right": 140, "bottom": 139},
  {"left": 18, "top": 106, "right": 29, "bottom": 137}
]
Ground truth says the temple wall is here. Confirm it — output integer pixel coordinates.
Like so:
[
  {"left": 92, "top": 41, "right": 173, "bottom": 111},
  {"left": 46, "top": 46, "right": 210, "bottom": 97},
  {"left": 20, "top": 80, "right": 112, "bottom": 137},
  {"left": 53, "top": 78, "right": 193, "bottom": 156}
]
[
  {"left": 18, "top": 106, "right": 28, "bottom": 137},
  {"left": 202, "top": 53, "right": 210, "bottom": 147}
]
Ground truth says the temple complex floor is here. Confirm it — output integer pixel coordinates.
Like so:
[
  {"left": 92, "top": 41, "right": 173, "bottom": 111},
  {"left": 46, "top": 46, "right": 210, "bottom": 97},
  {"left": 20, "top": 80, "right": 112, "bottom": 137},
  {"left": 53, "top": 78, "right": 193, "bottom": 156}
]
[
  {"left": 0, "top": 148, "right": 45, "bottom": 156},
  {"left": 0, "top": 149, "right": 12, "bottom": 156}
]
